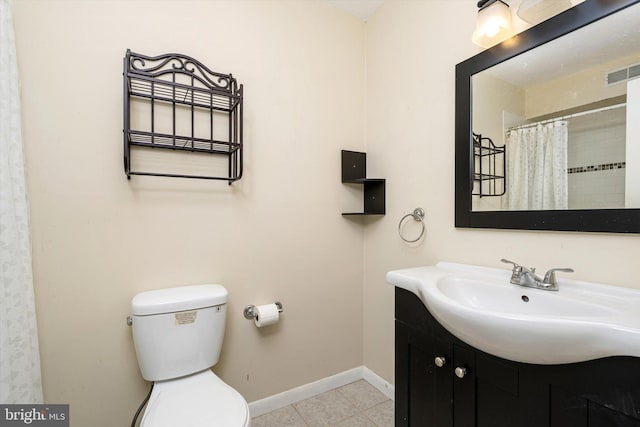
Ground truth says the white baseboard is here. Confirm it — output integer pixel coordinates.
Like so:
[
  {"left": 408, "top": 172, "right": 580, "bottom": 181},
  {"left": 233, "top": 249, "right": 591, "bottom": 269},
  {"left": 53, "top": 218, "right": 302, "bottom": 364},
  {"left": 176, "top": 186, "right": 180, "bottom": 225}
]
[
  {"left": 248, "top": 366, "right": 394, "bottom": 418},
  {"left": 362, "top": 366, "right": 394, "bottom": 400}
]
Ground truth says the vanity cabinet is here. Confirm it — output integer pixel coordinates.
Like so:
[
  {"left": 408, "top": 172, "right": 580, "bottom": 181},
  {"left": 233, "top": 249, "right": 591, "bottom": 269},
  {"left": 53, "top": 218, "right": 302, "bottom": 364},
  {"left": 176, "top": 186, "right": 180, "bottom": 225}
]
[{"left": 395, "top": 287, "right": 640, "bottom": 427}]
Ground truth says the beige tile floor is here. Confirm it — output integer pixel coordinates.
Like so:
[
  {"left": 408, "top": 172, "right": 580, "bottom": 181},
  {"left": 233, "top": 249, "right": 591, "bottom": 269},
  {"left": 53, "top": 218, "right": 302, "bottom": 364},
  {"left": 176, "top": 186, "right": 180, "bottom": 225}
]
[{"left": 251, "top": 380, "right": 393, "bottom": 427}]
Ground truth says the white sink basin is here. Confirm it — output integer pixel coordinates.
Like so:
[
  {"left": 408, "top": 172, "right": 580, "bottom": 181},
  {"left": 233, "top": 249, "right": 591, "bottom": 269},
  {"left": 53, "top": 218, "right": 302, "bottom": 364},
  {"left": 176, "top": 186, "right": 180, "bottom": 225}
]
[{"left": 387, "top": 262, "right": 640, "bottom": 364}]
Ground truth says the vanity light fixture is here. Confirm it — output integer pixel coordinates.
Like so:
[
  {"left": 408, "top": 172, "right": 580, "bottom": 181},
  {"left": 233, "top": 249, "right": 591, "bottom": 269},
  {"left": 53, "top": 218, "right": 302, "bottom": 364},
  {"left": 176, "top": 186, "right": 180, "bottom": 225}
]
[
  {"left": 517, "top": 0, "right": 572, "bottom": 25},
  {"left": 471, "top": 0, "right": 515, "bottom": 48}
]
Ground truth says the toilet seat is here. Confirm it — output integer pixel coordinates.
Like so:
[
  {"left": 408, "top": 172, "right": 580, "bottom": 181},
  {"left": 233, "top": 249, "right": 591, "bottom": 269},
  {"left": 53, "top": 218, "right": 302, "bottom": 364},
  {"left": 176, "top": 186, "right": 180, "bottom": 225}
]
[{"left": 141, "top": 370, "right": 250, "bottom": 427}]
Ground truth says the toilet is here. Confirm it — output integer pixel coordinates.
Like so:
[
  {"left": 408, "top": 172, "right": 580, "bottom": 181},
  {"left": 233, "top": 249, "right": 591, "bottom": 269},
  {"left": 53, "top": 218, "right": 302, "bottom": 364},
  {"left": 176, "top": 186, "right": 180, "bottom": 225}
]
[{"left": 130, "top": 284, "right": 251, "bottom": 427}]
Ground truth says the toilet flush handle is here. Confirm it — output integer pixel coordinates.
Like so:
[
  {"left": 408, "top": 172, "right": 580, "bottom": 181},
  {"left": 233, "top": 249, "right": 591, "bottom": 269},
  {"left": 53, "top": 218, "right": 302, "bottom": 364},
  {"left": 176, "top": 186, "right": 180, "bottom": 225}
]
[{"left": 126, "top": 316, "right": 132, "bottom": 326}]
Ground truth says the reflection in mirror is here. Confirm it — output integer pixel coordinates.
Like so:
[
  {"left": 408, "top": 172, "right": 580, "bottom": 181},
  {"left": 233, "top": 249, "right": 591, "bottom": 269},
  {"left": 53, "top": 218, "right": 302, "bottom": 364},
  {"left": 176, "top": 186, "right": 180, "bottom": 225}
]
[{"left": 471, "top": 1, "right": 640, "bottom": 212}]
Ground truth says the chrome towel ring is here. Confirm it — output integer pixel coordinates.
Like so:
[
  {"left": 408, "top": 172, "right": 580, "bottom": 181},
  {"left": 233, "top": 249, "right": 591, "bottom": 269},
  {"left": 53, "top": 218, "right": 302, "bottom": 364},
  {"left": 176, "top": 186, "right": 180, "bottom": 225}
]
[{"left": 398, "top": 208, "right": 425, "bottom": 243}]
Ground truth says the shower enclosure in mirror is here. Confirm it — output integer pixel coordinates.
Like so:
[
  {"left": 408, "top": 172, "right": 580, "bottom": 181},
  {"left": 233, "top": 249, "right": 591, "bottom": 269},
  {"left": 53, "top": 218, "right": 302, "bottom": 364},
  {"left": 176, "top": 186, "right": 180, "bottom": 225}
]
[{"left": 455, "top": 0, "right": 640, "bottom": 233}]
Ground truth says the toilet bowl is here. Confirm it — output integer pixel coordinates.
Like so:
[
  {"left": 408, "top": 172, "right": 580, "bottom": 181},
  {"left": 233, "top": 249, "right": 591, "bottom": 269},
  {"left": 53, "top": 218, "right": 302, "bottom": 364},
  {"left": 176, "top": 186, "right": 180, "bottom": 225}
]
[
  {"left": 140, "top": 370, "right": 250, "bottom": 427},
  {"left": 130, "top": 284, "right": 250, "bottom": 427}
]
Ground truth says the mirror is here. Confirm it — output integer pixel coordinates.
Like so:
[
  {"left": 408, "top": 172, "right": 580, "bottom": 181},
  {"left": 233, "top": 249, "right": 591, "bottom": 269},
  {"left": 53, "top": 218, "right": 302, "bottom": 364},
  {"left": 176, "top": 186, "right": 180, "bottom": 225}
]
[{"left": 455, "top": 0, "right": 640, "bottom": 233}]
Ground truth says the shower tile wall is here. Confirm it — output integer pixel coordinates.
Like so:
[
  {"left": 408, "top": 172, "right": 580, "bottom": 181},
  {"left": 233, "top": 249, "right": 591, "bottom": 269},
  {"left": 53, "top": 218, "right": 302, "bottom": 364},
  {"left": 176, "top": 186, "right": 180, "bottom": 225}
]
[
  {"left": 567, "top": 109, "right": 626, "bottom": 209},
  {"left": 568, "top": 168, "right": 625, "bottom": 208}
]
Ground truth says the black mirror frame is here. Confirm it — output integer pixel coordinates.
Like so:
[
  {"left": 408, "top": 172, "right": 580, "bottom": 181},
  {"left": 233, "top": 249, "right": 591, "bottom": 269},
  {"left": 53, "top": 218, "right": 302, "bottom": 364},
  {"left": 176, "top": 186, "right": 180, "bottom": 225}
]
[{"left": 455, "top": 0, "right": 640, "bottom": 233}]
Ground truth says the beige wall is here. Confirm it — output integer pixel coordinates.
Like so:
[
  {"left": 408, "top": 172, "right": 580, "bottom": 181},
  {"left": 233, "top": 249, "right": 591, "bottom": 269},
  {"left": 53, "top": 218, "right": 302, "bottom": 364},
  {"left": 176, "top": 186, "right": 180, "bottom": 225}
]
[
  {"left": 627, "top": 77, "right": 640, "bottom": 207},
  {"left": 13, "top": 0, "right": 640, "bottom": 425},
  {"left": 526, "top": 52, "right": 640, "bottom": 118},
  {"left": 363, "top": 0, "right": 640, "bottom": 385},
  {"left": 13, "top": 1, "right": 366, "bottom": 426},
  {"left": 471, "top": 73, "right": 524, "bottom": 211},
  {"left": 473, "top": 74, "right": 525, "bottom": 141}
]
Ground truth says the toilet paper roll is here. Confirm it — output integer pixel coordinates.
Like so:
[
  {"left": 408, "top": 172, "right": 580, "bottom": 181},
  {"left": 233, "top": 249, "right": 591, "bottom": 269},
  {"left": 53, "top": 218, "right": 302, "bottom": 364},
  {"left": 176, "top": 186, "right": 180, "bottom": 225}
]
[{"left": 254, "top": 303, "right": 280, "bottom": 327}]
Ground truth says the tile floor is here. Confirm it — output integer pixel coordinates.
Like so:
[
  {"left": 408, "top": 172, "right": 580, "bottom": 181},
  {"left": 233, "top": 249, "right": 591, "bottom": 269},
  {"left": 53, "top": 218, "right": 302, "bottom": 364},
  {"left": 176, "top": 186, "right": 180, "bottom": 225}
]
[{"left": 251, "top": 380, "right": 394, "bottom": 427}]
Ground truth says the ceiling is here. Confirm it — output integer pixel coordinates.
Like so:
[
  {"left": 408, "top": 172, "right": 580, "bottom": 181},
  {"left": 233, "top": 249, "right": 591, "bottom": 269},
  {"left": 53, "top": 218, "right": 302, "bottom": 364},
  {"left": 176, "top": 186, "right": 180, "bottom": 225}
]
[
  {"left": 324, "top": 0, "right": 384, "bottom": 21},
  {"left": 325, "top": 0, "right": 585, "bottom": 24}
]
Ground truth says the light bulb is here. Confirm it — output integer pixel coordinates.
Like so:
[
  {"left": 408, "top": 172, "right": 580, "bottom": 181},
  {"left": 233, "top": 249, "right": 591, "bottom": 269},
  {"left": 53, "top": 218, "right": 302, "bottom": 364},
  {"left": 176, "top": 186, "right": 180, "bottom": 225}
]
[{"left": 472, "top": 0, "right": 514, "bottom": 48}]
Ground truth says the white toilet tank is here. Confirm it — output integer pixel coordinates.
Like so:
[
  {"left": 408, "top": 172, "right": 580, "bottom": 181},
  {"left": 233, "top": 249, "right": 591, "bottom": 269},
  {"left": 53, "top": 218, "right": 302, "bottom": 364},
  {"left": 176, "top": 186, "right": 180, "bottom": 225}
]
[{"left": 130, "top": 284, "right": 228, "bottom": 381}]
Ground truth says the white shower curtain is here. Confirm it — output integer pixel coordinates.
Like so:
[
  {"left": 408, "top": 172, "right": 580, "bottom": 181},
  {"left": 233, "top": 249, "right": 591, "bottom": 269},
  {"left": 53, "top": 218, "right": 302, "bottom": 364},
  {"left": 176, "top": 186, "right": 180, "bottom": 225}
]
[
  {"left": 504, "top": 121, "right": 568, "bottom": 210},
  {"left": 0, "top": 0, "right": 44, "bottom": 404}
]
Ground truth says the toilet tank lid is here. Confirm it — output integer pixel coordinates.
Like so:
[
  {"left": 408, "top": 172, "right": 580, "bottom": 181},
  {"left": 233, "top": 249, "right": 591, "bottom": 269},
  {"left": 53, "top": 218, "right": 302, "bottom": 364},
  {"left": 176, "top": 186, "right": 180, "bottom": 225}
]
[{"left": 131, "top": 284, "right": 228, "bottom": 316}]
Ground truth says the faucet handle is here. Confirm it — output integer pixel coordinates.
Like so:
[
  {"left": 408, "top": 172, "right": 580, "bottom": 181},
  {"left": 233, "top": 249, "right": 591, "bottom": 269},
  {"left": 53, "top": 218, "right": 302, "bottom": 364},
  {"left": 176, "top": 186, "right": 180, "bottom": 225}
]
[
  {"left": 543, "top": 268, "right": 574, "bottom": 286},
  {"left": 501, "top": 258, "right": 520, "bottom": 269},
  {"left": 502, "top": 259, "right": 536, "bottom": 273},
  {"left": 501, "top": 259, "right": 524, "bottom": 285},
  {"left": 501, "top": 259, "right": 526, "bottom": 274}
]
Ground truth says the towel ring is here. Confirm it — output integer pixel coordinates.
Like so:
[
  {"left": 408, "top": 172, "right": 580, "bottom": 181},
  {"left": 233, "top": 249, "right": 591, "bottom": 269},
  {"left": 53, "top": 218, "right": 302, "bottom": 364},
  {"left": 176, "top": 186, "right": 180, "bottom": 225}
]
[{"left": 398, "top": 208, "right": 425, "bottom": 243}]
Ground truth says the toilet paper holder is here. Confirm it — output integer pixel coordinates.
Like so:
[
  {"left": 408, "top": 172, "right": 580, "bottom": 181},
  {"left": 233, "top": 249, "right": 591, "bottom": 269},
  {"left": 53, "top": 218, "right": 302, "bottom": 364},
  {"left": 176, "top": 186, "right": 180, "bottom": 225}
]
[{"left": 243, "top": 301, "right": 283, "bottom": 320}]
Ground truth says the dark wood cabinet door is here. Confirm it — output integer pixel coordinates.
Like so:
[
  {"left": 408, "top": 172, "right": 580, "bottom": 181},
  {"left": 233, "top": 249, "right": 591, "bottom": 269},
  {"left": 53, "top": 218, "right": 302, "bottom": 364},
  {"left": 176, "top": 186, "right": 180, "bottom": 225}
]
[
  {"left": 453, "top": 345, "right": 476, "bottom": 427},
  {"left": 396, "top": 321, "right": 454, "bottom": 427},
  {"left": 475, "top": 352, "right": 521, "bottom": 427},
  {"left": 434, "top": 334, "right": 454, "bottom": 427}
]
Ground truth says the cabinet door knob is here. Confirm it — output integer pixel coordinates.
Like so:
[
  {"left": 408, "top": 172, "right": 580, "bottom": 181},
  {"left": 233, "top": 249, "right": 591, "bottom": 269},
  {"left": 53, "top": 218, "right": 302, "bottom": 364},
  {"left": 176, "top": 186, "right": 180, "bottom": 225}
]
[
  {"left": 434, "top": 356, "right": 447, "bottom": 368},
  {"left": 455, "top": 367, "right": 467, "bottom": 378}
]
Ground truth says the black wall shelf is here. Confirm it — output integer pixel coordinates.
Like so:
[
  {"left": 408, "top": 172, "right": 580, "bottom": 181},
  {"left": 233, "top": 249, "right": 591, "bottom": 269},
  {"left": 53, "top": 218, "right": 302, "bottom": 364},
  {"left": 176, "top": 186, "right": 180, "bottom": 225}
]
[
  {"left": 473, "top": 133, "right": 505, "bottom": 197},
  {"left": 123, "top": 50, "right": 243, "bottom": 183},
  {"left": 341, "top": 150, "right": 385, "bottom": 215}
]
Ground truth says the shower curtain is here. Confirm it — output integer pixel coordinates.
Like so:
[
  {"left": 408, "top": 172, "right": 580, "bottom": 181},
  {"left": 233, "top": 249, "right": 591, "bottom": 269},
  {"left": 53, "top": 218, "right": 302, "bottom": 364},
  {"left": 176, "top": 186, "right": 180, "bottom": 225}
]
[
  {"left": 0, "top": 0, "right": 44, "bottom": 404},
  {"left": 504, "top": 121, "right": 569, "bottom": 210}
]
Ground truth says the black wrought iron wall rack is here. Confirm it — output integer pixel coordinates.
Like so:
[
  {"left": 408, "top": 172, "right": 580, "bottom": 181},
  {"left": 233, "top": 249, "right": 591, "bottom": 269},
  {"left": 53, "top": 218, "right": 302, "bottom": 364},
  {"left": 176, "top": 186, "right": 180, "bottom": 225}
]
[
  {"left": 123, "top": 50, "right": 243, "bottom": 182},
  {"left": 472, "top": 133, "right": 505, "bottom": 197},
  {"left": 341, "top": 150, "right": 385, "bottom": 215}
]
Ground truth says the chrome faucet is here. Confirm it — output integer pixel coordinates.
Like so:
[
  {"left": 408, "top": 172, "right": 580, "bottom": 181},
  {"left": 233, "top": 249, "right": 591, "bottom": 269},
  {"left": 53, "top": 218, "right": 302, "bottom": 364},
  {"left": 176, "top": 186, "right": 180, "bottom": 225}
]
[{"left": 501, "top": 259, "right": 573, "bottom": 291}]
